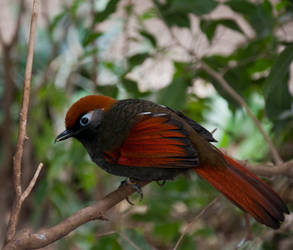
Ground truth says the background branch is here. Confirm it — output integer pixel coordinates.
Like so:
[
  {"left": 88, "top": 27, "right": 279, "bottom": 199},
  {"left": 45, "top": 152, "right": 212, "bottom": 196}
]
[
  {"left": 3, "top": 156, "right": 292, "bottom": 249},
  {"left": 164, "top": 26, "right": 283, "bottom": 166},
  {"left": 173, "top": 197, "right": 219, "bottom": 250},
  {"left": 245, "top": 159, "right": 293, "bottom": 178},
  {"left": 5, "top": 0, "right": 40, "bottom": 243},
  {"left": 199, "top": 62, "right": 283, "bottom": 165},
  {"left": 3, "top": 181, "right": 150, "bottom": 250}
]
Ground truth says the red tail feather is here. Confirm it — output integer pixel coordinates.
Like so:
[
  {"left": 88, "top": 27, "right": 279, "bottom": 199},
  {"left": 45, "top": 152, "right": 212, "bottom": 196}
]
[{"left": 194, "top": 153, "right": 288, "bottom": 229}]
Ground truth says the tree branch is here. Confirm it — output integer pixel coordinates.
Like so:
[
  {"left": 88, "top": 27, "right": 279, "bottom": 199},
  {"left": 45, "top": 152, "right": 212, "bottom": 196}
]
[
  {"left": 3, "top": 156, "right": 292, "bottom": 249},
  {"left": 173, "top": 197, "right": 219, "bottom": 250},
  {"left": 245, "top": 159, "right": 293, "bottom": 178},
  {"left": 199, "top": 62, "right": 283, "bottom": 165},
  {"left": 20, "top": 163, "right": 44, "bottom": 202},
  {"left": 3, "top": 181, "right": 150, "bottom": 250},
  {"left": 5, "top": 0, "right": 39, "bottom": 243},
  {"left": 160, "top": 22, "right": 283, "bottom": 165}
]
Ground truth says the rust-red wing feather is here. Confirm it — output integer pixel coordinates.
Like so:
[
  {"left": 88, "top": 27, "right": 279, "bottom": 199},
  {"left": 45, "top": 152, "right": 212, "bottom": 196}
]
[{"left": 104, "top": 113, "right": 198, "bottom": 168}]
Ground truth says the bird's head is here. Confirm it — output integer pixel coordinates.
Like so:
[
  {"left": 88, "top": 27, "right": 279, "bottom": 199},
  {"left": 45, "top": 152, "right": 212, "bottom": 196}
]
[{"left": 55, "top": 95, "right": 116, "bottom": 142}]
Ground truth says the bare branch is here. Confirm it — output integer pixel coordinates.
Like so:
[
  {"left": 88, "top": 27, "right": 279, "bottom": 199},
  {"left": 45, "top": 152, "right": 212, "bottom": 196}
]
[
  {"left": 163, "top": 25, "right": 283, "bottom": 165},
  {"left": 173, "top": 197, "right": 219, "bottom": 250},
  {"left": 235, "top": 213, "right": 252, "bottom": 250},
  {"left": 199, "top": 62, "right": 283, "bottom": 165},
  {"left": 5, "top": 0, "right": 39, "bottom": 243},
  {"left": 3, "top": 181, "right": 150, "bottom": 250},
  {"left": 20, "top": 163, "right": 44, "bottom": 202},
  {"left": 245, "top": 159, "right": 293, "bottom": 178},
  {"left": 119, "top": 231, "right": 142, "bottom": 250}
]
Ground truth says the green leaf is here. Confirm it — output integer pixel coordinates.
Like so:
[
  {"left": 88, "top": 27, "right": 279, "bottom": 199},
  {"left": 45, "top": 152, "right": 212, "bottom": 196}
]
[
  {"left": 247, "top": 58, "right": 273, "bottom": 76},
  {"left": 92, "top": 234, "right": 122, "bottom": 250},
  {"left": 49, "top": 11, "right": 66, "bottom": 35},
  {"left": 139, "top": 30, "right": 157, "bottom": 48},
  {"left": 226, "top": 0, "right": 274, "bottom": 38},
  {"left": 198, "top": 62, "right": 252, "bottom": 109},
  {"left": 264, "top": 44, "right": 293, "bottom": 121},
  {"left": 97, "top": 85, "right": 119, "bottom": 98},
  {"left": 139, "top": 8, "right": 157, "bottom": 21},
  {"left": 225, "top": 0, "right": 255, "bottom": 15},
  {"left": 159, "top": 62, "right": 194, "bottom": 110},
  {"left": 154, "top": 0, "right": 218, "bottom": 27},
  {"left": 82, "top": 31, "right": 102, "bottom": 47},
  {"left": 95, "top": 0, "right": 119, "bottom": 23},
  {"left": 121, "top": 78, "right": 150, "bottom": 98},
  {"left": 202, "top": 55, "right": 230, "bottom": 70},
  {"left": 128, "top": 53, "right": 149, "bottom": 71},
  {"left": 81, "top": 48, "right": 99, "bottom": 59},
  {"left": 200, "top": 18, "right": 244, "bottom": 42},
  {"left": 159, "top": 77, "right": 188, "bottom": 110},
  {"left": 154, "top": 222, "right": 180, "bottom": 242},
  {"left": 121, "top": 78, "right": 139, "bottom": 94}
]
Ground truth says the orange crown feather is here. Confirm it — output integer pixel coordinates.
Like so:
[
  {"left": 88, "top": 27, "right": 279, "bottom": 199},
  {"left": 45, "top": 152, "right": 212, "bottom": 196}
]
[{"left": 65, "top": 95, "right": 116, "bottom": 129}]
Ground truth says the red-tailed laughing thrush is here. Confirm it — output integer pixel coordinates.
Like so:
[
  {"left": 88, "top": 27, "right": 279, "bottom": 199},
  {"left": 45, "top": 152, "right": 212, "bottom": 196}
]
[{"left": 56, "top": 95, "right": 289, "bottom": 229}]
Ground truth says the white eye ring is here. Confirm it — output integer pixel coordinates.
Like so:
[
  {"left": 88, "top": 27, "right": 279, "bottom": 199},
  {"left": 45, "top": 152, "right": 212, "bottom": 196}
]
[{"left": 80, "top": 113, "right": 92, "bottom": 126}]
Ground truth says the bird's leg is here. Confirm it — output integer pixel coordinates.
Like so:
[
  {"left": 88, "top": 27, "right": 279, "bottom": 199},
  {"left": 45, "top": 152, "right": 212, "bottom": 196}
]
[{"left": 119, "top": 177, "right": 143, "bottom": 205}]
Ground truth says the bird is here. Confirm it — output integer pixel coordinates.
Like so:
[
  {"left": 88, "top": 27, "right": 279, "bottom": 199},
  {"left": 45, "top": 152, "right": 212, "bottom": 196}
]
[{"left": 55, "top": 95, "right": 289, "bottom": 229}]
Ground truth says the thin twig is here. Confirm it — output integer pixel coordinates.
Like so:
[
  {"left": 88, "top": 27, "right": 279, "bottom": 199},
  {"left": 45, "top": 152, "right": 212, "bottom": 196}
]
[
  {"left": 5, "top": 0, "right": 39, "bottom": 243},
  {"left": 3, "top": 181, "right": 150, "bottom": 250},
  {"left": 96, "top": 230, "right": 116, "bottom": 238},
  {"left": 119, "top": 231, "right": 142, "bottom": 250},
  {"left": 173, "top": 197, "right": 219, "bottom": 250},
  {"left": 200, "top": 62, "right": 283, "bottom": 165},
  {"left": 244, "top": 213, "right": 252, "bottom": 241},
  {"left": 21, "top": 163, "right": 44, "bottom": 202},
  {"left": 162, "top": 20, "right": 283, "bottom": 165},
  {"left": 234, "top": 213, "right": 252, "bottom": 250},
  {"left": 245, "top": 159, "right": 293, "bottom": 178}
]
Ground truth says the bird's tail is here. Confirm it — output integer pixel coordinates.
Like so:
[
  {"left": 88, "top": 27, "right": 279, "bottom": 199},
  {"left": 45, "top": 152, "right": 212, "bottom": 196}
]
[{"left": 193, "top": 153, "right": 289, "bottom": 229}]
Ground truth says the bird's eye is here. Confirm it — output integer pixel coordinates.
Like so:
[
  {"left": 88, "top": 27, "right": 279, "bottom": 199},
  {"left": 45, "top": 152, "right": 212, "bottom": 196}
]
[{"left": 80, "top": 113, "right": 91, "bottom": 126}]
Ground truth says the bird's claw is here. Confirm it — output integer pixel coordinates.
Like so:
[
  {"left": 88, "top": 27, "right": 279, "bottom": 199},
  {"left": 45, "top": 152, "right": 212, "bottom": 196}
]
[{"left": 119, "top": 178, "right": 143, "bottom": 205}]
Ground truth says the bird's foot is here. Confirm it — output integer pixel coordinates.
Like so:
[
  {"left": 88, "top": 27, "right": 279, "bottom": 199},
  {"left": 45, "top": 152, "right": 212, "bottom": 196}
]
[{"left": 119, "top": 178, "right": 143, "bottom": 205}]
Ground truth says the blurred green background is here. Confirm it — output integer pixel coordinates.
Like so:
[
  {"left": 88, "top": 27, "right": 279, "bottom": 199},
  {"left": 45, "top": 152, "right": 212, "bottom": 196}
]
[{"left": 1, "top": 0, "right": 293, "bottom": 249}]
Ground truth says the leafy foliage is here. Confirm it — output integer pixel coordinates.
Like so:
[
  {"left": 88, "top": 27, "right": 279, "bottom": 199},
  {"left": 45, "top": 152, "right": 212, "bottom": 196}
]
[{"left": 1, "top": 0, "right": 293, "bottom": 249}]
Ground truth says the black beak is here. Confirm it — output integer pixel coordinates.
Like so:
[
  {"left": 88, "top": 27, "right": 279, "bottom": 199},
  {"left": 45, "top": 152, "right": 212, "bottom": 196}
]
[{"left": 55, "top": 130, "right": 73, "bottom": 142}]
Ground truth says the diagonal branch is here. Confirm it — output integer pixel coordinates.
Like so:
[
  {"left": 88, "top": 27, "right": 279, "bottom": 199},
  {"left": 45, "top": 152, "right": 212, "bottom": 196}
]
[
  {"left": 173, "top": 197, "right": 219, "bottom": 250},
  {"left": 199, "top": 62, "right": 283, "bottom": 165},
  {"left": 3, "top": 181, "right": 150, "bottom": 250},
  {"left": 20, "top": 163, "right": 44, "bottom": 202},
  {"left": 245, "top": 159, "right": 293, "bottom": 178},
  {"left": 167, "top": 28, "right": 283, "bottom": 165}
]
